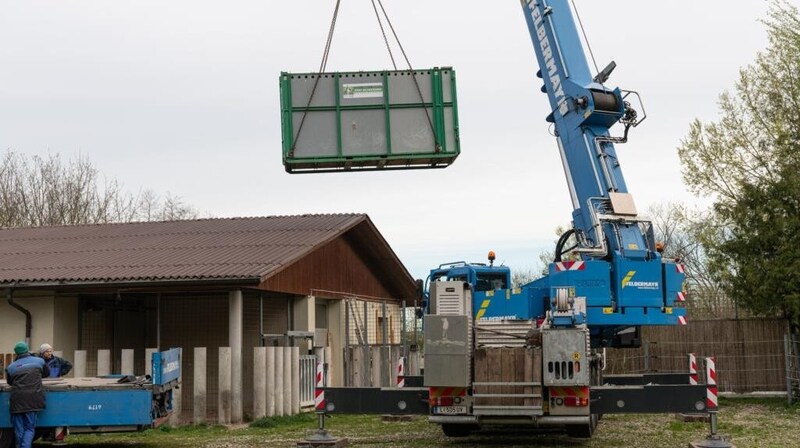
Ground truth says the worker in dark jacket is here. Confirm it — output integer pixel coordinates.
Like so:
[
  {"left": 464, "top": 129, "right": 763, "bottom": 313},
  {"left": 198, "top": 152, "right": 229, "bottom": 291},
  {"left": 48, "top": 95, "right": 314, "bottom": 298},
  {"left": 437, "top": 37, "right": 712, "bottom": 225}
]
[
  {"left": 38, "top": 343, "right": 72, "bottom": 378},
  {"left": 5, "top": 341, "right": 49, "bottom": 448}
]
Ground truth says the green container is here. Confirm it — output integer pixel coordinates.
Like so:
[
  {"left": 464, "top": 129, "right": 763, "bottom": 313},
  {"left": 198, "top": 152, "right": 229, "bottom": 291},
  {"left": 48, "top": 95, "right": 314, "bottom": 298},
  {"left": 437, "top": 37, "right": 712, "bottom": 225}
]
[{"left": 280, "top": 67, "right": 460, "bottom": 173}]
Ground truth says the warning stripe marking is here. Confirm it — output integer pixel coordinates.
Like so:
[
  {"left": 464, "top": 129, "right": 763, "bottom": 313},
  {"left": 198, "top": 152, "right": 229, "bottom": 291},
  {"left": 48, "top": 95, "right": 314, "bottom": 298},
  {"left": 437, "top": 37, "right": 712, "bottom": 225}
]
[
  {"left": 555, "top": 261, "right": 586, "bottom": 272},
  {"left": 549, "top": 386, "right": 589, "bottom": 398},
  {"left": 429, "top": 387, "right": 467, "bottom": 398},
  {"left": 706, "top": 357, "right": 718, "bottom": 408}
]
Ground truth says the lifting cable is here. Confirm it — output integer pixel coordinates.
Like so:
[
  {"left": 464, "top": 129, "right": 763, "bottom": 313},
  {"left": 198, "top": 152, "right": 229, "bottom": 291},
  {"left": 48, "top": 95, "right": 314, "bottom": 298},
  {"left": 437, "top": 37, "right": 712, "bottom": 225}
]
[
  {"left": 291, "top": 0, "right": 342, "bottom": 155},
  {"left": 372, "top": 0, "right": 440, "bottom": 151},
  {"left": 570, "top": 0, "right": 602, "bottom": 84},
  {"left": 292, "top": 0, "right": 440, "bottom": 154}
]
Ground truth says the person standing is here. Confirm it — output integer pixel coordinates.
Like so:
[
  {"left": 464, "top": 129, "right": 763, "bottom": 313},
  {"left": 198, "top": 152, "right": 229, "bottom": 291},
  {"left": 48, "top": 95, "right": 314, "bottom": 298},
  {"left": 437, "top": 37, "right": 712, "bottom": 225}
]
[
  {"left": 5, "top": 341, "right": 49, "bottom": 448},
  {"left": 38, "top": 343, "right": 72, "bottom": 378}
]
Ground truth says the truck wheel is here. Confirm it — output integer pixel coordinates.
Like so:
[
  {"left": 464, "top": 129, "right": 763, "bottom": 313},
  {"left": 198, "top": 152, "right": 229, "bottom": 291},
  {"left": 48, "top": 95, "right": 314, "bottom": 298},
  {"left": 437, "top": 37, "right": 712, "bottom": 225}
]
[
  {"left": 441, "top": 424, "right": 472, "bottom": 438},
  {"left": 566, "top": 414, "right": 598, "bottom": 438},
  {"left": 0, "top": 428, "right": 14, "bottom": 448}
]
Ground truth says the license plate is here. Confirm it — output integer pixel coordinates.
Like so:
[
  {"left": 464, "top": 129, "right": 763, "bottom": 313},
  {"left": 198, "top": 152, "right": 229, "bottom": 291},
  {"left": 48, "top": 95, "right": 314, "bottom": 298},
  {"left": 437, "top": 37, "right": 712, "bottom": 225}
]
[{"left": 433, "top": 405, "right": 467, "bottom": 415}]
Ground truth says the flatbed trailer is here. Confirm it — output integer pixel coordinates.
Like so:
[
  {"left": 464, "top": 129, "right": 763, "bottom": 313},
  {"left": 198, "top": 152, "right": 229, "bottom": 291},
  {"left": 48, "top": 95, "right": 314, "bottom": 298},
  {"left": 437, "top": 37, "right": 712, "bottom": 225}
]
[{"left": 0, "top": 348, "right": 180, "bottom": 447}]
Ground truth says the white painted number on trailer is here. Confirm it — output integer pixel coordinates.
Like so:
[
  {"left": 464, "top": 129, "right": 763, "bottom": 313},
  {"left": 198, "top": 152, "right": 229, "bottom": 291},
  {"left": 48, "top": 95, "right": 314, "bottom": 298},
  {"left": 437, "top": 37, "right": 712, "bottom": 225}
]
[{"left": 88, "top": 404, "right": 103, "bottom": 411}]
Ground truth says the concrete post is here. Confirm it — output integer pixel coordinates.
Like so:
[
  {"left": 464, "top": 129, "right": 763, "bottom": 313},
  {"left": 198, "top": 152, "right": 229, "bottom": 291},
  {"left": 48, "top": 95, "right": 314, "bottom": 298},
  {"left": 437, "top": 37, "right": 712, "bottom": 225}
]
[
  {"left": 265, "top": 346, "right": 276, "bottom": 417},
  {"left": 97, "top": 349, "right": 110, "bottom": 376},
  {"left": 254, "top": 347, "right": 267, "bottom": 419},
  {"left": 218, "top": 347, "right": 232, "bottom": 424},
  {"left": 121, "top": 349, "right": 134, "bottom": 375},
  {"left": 194, "top": 347, "right": 207, "bottom": 424},
  {"left": 73, "top": 350, "right": 87, "bottom": 378},
  {"left": 409, "top": 350, "right": 421, "bottom": 376},
  {"left": 371, "top": 346, "right": 382, "bottom": 387},
  {"left": 229, "top": 290, "right": 243, "bottom": 423},
  {"left": 324, "top": 346, "right": 332, "bottom": 387},
  {"left": 292, "top": 346, "right": 300, "bottom": 415},
  {"left": 275, "top": 346, "right": 284, "bottom": 416},
  {"left": 145, "top": 348, "right": 157, "bottom": 377},
  {"left": 283, "top": 347, "right": 292, "bottom": 414},
  {"left": 169, "top": 347, "right": 183, "bottom": 426}
]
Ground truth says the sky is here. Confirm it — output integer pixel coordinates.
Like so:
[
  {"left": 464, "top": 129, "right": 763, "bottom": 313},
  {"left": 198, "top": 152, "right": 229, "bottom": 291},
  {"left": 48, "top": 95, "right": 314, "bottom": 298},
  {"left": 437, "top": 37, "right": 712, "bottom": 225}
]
[{"left": 0, "top": 0, "right": 771, "bottom": 281}]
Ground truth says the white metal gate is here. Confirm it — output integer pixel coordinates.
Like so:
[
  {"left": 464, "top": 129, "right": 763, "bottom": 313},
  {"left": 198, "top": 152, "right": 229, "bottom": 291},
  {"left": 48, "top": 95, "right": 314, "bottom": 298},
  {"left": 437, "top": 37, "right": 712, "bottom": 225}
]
[{"left": 299, "top": 355, "right": 317, "bottom": 407}]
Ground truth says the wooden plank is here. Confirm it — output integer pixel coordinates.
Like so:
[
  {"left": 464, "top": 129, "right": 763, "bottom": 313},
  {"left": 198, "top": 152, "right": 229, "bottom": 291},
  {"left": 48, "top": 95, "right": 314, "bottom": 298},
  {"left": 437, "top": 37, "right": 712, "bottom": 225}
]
[{"left": 474, "top": 348, "right": 488, "bottom": 406}]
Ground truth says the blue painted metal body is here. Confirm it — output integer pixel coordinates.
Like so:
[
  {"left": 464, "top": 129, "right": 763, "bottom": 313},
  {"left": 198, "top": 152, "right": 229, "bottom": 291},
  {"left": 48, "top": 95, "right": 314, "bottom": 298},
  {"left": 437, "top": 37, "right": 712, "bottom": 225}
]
[
  {"left": 423, "top": 1, "right": 687, "bottom": 346},
  {"left": 0, "top": 389, "right": 152, "bottom": 428},
  {"left": 0, "top": 348, "right": 179, "bottom": 430},
  {"left": 153, "top": 348, "right": 181, "bottom": 386},
  {"left": 514, "top": 0, "right": 686, "bottom": 341}
]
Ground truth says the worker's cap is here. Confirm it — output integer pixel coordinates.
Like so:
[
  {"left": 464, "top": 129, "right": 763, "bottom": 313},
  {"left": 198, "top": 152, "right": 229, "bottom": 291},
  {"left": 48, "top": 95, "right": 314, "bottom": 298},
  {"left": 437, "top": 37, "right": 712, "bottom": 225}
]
[
  {"left": 39, "top": 343, "right": 53, "bottom": 354},
  {"left": 13, "top": 341, "right": 29, "bottom": 355}
]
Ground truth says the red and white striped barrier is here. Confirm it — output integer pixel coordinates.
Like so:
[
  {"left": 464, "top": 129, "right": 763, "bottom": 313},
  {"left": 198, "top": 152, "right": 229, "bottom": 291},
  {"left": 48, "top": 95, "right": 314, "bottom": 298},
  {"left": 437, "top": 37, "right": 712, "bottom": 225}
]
[
  {"left": 314, "top": 362, "right": 325, "bottom": 411},
  {"left": 706, "top": 357, "right": 717, "bottom": 409},
  {"left": 688, "top": 353, "right": 698, "bottom": 385},
  {"left": 677, "top": 291, "right": 686, "bottom": 302},
  {"left": 396, "top": 356, "right": 405, "bottom": 388}
]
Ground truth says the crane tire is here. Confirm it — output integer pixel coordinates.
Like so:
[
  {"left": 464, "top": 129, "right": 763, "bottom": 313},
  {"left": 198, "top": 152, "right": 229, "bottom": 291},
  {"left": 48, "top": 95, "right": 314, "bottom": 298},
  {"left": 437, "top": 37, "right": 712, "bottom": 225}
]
[{"left": 441, "top": 424, "right": 472, "bottom": 438}]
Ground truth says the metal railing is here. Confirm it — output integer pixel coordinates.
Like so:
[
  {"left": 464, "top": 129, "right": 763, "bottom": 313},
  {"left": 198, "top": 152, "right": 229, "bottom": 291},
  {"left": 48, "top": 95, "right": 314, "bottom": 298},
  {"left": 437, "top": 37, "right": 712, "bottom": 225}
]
[{"left": 299, "top": 355, "right": 317, "bottom": 407}]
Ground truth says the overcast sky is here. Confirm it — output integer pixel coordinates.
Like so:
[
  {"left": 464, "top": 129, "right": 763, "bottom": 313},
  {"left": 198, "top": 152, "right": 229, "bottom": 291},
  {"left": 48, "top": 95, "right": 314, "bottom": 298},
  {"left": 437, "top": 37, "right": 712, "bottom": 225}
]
[{"left": 0, "top": 1, "right": 770, "bottom": 281}]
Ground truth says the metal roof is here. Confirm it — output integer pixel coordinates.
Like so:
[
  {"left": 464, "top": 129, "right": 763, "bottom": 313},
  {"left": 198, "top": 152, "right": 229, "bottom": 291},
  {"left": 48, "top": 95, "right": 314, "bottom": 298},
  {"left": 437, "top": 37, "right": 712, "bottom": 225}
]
[{"left": 0, "top": 214, "right": 396, "bottom": 287}]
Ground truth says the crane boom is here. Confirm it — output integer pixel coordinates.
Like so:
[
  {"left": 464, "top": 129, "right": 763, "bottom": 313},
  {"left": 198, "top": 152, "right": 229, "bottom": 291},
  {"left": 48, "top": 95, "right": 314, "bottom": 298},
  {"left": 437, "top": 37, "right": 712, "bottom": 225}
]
[{"left": 521, "top": 0, "right": 686, "bottom": 344}]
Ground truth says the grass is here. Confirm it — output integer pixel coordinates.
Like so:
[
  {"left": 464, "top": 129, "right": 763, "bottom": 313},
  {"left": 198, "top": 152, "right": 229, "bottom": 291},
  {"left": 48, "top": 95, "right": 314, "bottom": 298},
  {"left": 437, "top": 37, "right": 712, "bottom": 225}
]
[{"left": 59, "top": 397, "right": 800, "bottom": 447}]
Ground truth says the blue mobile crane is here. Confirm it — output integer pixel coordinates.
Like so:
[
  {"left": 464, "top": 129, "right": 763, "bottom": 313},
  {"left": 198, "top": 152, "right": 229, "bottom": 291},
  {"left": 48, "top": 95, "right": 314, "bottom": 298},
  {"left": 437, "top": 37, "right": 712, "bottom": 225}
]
[
  {"left": 321, "top": 0, "right": 715, "bottom": 441},
  {"left": 420, "top": 0, "right": 701, "bottom": 438}
]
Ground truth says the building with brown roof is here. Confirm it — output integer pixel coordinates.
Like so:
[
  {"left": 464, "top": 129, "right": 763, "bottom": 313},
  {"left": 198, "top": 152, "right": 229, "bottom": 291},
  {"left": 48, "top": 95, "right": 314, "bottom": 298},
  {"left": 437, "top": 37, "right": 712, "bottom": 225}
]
[{"left": 0, "top": 214, "right": 417, "bottom": 421}]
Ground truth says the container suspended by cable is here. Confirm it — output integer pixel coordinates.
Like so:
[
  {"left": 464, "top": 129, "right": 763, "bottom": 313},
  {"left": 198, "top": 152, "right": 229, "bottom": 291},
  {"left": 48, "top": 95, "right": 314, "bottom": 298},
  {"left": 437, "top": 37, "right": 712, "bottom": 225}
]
[{"left": 280, "top": 0, "right": 460, "bottom": 174}]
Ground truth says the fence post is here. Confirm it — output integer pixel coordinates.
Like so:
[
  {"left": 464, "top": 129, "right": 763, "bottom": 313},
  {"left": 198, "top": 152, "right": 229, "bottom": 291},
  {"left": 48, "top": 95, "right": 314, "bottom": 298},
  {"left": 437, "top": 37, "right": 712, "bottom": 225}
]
[
  {"left": 786, "top": 335, "right": 793, "bottom": 405},
  {"left": 292, "top": 346, "right": 300, "bottom": 415},
  {"left": 283, "top": 347, "right": 292, "bottom": 415},
  {"left": 254, "top": 347, "right": 266, "bottom": 420},
  {"left": 370, "top": 346, "right": 382, "bottom": 387},
  {"left": 73, "top": 350, "right": 86, "bottom": 378},
  {"left": 145, "top": 348, "right": 157, "bottom": 377},
  {"left": 275, "top": 346, "right": 284, "bottom": 416},
  {"left": 97, "top": 349, "right": 110, "bottom": 376},
  {"left": 643, "top": 340, "right": 650, "bottom": 373},
  {"left": 121, "top": 349, "right": 134, "bottom": 375},
  {"left": 218, "top": 347, "right": 232, "bottom": 425},
  {"left": 194, "top": 347, "right": 207, "bottom": 425},
  {"left": 169, "top": 347, "right": 183, "bottom": 426},
  {"left": 265, "top": 347, "right": 276, "bottom": 417}
]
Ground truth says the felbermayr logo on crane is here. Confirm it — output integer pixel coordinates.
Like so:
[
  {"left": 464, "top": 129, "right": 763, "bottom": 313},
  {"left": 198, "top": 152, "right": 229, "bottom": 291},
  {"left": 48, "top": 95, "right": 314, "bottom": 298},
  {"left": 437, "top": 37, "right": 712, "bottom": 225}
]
[
  {"left": 621, "top": 271, "right": 659, "bottom": 290},
  {"left": 527, "top": 0, "right": 569, "bottom": 116}
]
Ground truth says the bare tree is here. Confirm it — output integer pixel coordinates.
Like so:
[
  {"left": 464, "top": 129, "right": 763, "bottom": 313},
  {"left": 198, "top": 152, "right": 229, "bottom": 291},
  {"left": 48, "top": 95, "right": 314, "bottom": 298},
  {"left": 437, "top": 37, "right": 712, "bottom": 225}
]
[
  {"left": 0, "top": 151, "right": 197, "bottom": 227},
  {"left": 644, "top": 202, "right": 731, "bottom": 318}
]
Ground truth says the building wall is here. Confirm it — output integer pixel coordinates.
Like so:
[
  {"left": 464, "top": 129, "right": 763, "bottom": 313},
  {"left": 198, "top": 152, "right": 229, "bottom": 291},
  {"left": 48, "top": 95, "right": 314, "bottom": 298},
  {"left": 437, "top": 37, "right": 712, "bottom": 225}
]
[
  {"left": 260, "top": 237, "right": 398, "bottom": 299},
  {"left": 0, "top": 292, "right": 55, "bottom": 355}
]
